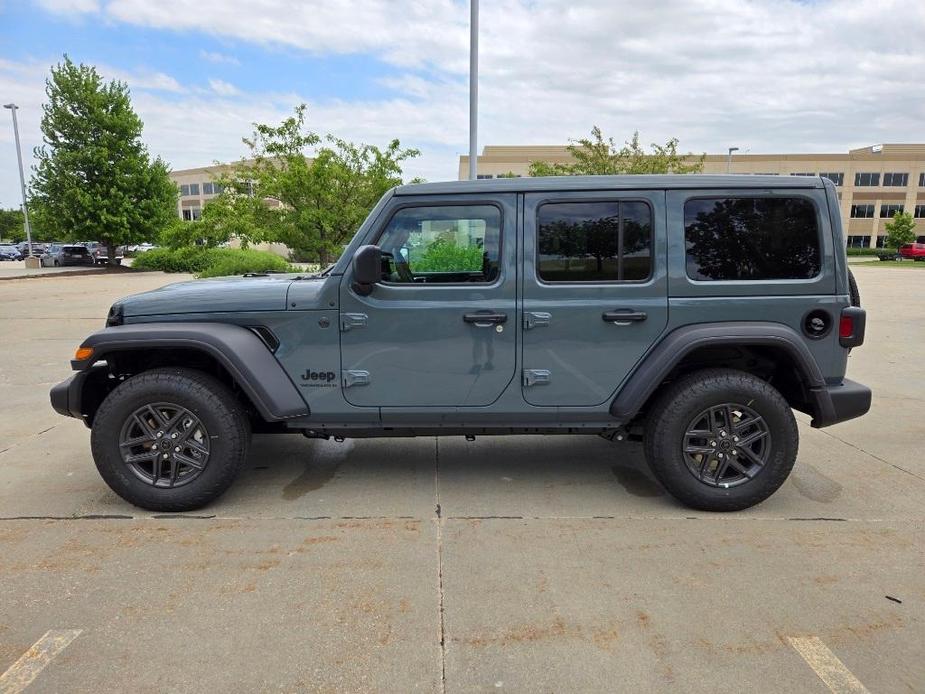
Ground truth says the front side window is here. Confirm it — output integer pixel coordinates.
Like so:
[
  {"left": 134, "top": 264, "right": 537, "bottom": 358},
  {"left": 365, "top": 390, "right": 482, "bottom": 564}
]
[
  {"left": 684, "top": 197, "right": 821, "bottom": 281},
  {"left": 376, "top": 205, "right": 501, "bottom": 284},
  {"left": 536, "top": 201, "right": 652, "bottom": 282}
]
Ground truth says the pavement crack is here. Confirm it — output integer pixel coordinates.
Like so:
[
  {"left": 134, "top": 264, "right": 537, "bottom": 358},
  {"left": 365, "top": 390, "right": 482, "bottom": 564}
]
[
  {"left": 817, "top": 428, "right": 925, "bottom": 482},
  {"left": 435, "top": 437, "right": 446, "bottom": 694}
]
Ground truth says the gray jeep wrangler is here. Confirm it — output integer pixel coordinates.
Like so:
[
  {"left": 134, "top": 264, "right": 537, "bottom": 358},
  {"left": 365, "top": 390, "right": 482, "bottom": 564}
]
[{"left": 51, "top": 175, "right": 870, "bottom": 512}]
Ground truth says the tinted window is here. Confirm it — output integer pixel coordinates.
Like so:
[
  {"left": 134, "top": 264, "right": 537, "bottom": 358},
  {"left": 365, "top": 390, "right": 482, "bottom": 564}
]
[
  {"left": 537, "top": 201, "right": 651, "bottom": 282},
  {"left": 883, "top": 172, "right": 908, "bottom": 187},
  {"left": 684, "top": 197, "right": 820, "bottom": 281},
  {"left": 376, "top": 205, "right": 501, "bottom": 283},
  {"left": 851, "top": 204, "right": 875, "bottom": 218},
  {"left": 855, "top": 172, "right": 880, "bottom": 186}
]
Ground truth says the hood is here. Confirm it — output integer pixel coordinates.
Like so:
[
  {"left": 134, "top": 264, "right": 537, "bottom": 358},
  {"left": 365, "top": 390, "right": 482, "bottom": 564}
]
[{"left": 119, "top": 274, "right": 300, "bottom": 317}]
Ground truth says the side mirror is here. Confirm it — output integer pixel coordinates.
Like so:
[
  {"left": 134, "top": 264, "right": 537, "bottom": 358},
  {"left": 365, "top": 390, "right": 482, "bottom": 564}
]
[{"left": 352, "top": 244, "right": 382, "bottom": 295}]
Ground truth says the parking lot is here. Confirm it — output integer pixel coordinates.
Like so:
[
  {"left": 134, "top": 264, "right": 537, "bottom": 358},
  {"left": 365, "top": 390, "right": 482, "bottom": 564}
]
[{"left": 0, "top": 266, "right": 922, "bottom": 693}]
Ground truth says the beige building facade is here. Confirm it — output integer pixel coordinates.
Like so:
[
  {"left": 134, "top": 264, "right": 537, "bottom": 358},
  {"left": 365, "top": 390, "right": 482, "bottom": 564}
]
[
  {"left": 168, "top": 162, "right": 289, "bottom": 257},
  {"left": 460, "top": 144, "right": 925, "bottom": 248}
]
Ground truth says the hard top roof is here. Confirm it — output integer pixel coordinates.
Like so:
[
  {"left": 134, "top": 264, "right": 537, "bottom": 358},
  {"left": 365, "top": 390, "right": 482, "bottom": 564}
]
[{"left": 394, "top": 174, "right": 825, "bottom": 196}]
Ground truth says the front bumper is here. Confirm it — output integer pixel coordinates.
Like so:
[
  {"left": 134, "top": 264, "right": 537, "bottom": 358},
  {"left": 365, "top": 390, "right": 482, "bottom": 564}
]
[
  {"left": 810, "top": 378, "right": 872, "bottom": 428},
  {"left": 50, "top": 366, "right": 110, "bottom": 427}
]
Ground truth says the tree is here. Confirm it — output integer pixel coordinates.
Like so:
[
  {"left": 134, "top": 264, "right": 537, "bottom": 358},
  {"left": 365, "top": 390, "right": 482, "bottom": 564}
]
[
  {"left": 884, "top": 210, "right": 916, "bottom": 250},
  {"left": 30, "top": 57, "right": 177, "bottom": 265},
  {"left": 212, "top": 105, "right": 419, "bottom": 264},
  {"left": 528, "top": 127, "right": 704, "bottom": 176},
  {"left": 0, "top": 208, "right": 25, "bottom": 243}
]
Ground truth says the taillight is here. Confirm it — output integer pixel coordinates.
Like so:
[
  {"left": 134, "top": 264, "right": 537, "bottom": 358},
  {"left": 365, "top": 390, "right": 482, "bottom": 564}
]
[
  {"left": 839, "top": 307, "right": 866, "bottom": 348},
  {"left": 839, "top": 315, "right": 853, "bottom": 339}
]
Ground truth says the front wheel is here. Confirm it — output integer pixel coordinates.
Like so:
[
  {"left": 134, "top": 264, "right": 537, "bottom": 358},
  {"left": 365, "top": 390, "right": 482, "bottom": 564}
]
[
  {"left": 643, "top": 368, "right": 798, "bottom": 511},
  {"left": 90, "top": 368, "right": 250, "bottom": 511}
]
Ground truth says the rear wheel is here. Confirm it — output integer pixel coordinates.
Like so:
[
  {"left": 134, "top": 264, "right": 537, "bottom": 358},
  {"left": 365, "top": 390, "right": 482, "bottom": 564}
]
[
  {"left": 90, "top": 368, "right": 250, "bottom": 511},
  {"left": 643, "top": 368, "right": 798, "bottom": 511}
]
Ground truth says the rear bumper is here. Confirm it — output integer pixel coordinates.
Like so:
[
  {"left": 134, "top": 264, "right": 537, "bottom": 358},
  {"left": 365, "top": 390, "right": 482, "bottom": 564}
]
[{"left": 810, "top": 379, "right": 871, "bottom": 428}]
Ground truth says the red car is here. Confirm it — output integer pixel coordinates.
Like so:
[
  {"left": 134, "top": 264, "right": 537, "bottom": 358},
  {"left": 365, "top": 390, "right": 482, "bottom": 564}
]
[{"left": 899, "top": 243, "right": 925, "bottom": 261}]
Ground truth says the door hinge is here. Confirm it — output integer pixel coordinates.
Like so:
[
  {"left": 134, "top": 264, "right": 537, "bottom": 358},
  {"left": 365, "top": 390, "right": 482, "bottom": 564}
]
[
  {"left": 341, "top": 313, "right": 368, "bottom": 332},
  {"left": 523, "top": 312, "right": 551, "bottom": 330},
  {"left": 523, "top": 369, "right": 551, "bottom": 387},
  {"left": 342, "top": 370, "right": 370, "bottom": 388}
]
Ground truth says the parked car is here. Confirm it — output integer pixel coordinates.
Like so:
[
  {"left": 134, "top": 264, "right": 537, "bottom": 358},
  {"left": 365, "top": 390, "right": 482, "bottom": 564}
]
[
  {"left": 51, "top": 175, "right": 870, "bottom": 513},
  {"left": 898, "top": 243, "right": 925, "bottom": 261},
  {"left": 0, "top": 244, "right": 23, "bottom": 261},
  {"left": 15, "top": 242, "right": 44, "bottom": 256},
  {"left": 126, "top": 242, "right": 157, "bottom": 255},
  {"left": 82, "top": 241, "right": 124, "bottom": 265},
  {"left": 41, "top": 244, "right": 95, "bottom": 267}
]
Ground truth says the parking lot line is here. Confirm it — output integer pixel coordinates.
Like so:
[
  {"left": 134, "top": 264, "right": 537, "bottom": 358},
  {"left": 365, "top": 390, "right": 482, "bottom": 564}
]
[
  {"left": 788, "top": 636, "right": 870, "bottom": 694},
  {"left": 0, "top": 629, "right": 82, "bottom": 694}
]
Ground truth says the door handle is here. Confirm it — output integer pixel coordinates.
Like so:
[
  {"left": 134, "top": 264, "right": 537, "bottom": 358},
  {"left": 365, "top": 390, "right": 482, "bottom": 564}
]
[
  {"left": 463, "top": 311, "right": 508, "bottom": 326},
  {"left": 602, "top": 310, "right": 647, "bottom": 325}
]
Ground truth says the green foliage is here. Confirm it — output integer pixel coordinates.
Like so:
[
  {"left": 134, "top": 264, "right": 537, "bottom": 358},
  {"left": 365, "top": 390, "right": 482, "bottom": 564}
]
[
  {"left": 846, "top": 247, "right": 894, "bottom": 256},
  {"left": 29, "top": 56, "right": 177, "bottom": 264},
  {"left": 528, "top": 127, "right": 704, "bottom": 176},
  {"left": 132, "top": 246, "right": 293, "bottom": 277},
  {"left": 884, "top": 211, "right": 916, "bottom": 249},
  {"left": 410, "top": 239, "right": 484, "bottom": 272},
  {"left": 212, "top": 104, "right": 419, "bottom": 264},
  {"left": 0, "top": 208, "right": 25, "bottom": 242}
]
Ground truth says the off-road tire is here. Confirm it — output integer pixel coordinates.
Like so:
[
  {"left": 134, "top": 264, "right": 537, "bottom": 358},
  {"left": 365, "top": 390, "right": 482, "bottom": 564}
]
[
  {"left": 643, "top": 368, "right": 798, "bottom": 512},
  {"left": 847, "top": 269, "right": 861, "bottom": 307},
  {"left": 90, "top": 368, "right": 250, "bottom": 511}
]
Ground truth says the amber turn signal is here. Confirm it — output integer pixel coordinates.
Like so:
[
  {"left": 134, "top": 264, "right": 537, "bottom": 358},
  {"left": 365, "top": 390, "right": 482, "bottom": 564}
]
[{"left": 74, "top": 346, "right": 94, "bottom": 361}]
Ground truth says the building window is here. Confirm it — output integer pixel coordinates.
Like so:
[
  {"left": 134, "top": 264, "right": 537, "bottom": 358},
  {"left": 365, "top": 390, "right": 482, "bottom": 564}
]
[
  {"left": 845, "top": 235, "right": 871, "bottom": 248},
  {"left": 202, "top": 182, "right": 215, "bottom": 195},
  {"left": 876, "top": 236, "right": 891, "bottom": 248},
  {"left": 854, "top": 172, "right": 880, "bottom": 186},
  {"left": 179, "top": 184, "right": 189, "bottom": 196},
  {"left": 189, "top": 183, "right": 200, "bottom": 196},
  {"left": 820, "top": 172, "right": 844, "bottom": 186},
  {"left": 880, "top": 203, "right": 904, "bottom": 218},
  {"left": 684, "top": 197, "right": 821, "bottom": 281},
  {"left": 790, "top": 172, "right": 815, "bottom": 177},
  {"left": 754, "top": 172, "right": 779, "bottom": 176},
  {"left": 914, "top": 204, "right": 925, "bottom": 218},
  {"left": 850, "top": 204, "right": 875, "bottom": 218},
  {"left": 476, "top": 174, "right": 494, "bottom": 179},
  {"left": 182, "top": 207, "right": 202, "bottom": 221},
  {"left": 882, "top": 173, "right": 909, "bottom": 187},
  {"left": 919, "top": 173, "right": 925, "bottom": 187},
  {"left": 537, "top": 201, "right": 652, "bottom": 282}
]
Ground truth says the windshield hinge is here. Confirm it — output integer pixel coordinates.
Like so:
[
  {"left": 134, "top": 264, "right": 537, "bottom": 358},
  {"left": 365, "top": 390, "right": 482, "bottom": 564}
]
[
  {"left": 341, "top": 313, "right": 368, "bottom": 332},
  {"left": 523, "top": 369, "right": 551, "bottom": 387},
  {"left": 342, "top": 370, "right": 370, "bottom": 388}
]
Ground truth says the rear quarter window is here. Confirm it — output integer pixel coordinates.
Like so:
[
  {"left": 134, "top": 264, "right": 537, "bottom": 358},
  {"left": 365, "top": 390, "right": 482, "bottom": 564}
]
[{"left": 684, "top": 197, "right": 821, "bottom": 281}]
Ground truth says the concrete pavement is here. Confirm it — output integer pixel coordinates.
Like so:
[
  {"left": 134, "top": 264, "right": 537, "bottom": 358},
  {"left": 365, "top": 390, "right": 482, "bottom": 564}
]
[{"left": 0, "top": 266, "right": 922, "bottom": 692}]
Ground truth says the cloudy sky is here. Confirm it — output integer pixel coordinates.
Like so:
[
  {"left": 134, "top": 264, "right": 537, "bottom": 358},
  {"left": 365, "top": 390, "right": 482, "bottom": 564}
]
[{"left": 1, "top": 0, "right": 924, "bottom": 207}]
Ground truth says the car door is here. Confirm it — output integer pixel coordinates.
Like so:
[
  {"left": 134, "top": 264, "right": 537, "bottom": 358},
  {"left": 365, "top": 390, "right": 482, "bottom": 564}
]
[
  {"left": 521, "top": 191, "right": 668, "bottom": 406},
  {"left": 339, "top": 194, "right": 517, "bottom": 407}
]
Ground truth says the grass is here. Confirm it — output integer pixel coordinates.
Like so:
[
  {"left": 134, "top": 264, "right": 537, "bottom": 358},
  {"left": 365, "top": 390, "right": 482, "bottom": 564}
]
[{"left": 849, "top": 258, "right": 925, "bottom": 268}]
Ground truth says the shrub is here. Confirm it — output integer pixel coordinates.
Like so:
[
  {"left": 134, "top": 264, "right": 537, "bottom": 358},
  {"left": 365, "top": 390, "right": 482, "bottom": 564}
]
[
  {"left": 412, "top": 240, "right": 484, "bottom": 273},
  {"left": 198, "top": 248, "right": 293, "bottom": 278},
  {"left": 133, "top": 246, "right": 293, "bottom": 277},
  {"left": 846, "top": 247, "right": 895, "bottom": 256}
]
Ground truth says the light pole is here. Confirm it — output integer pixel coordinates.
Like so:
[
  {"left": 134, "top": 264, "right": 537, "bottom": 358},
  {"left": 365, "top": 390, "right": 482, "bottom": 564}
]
[
  {"left": 468, "top": 0, "right": 479, "bottom": 180},
  {"left": 726, "top": 146, "right": 739, "bottom": 174},
  {"left": 4, "top": 103, "right": 34, "bottom": 257}
]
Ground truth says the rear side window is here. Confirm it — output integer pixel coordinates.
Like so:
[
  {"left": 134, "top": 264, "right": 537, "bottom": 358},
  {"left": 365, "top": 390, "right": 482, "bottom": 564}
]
[
  {"left": 537, "top": 201, "right": 652, "bottom": 282},
  {"left": 684, "top": 197, "right": 821, "bottom": 281}
]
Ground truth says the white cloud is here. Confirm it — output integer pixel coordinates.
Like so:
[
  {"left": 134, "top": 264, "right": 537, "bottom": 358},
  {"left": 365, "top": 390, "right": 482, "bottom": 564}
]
[
  {"left": 208, "top": 78, "right": 240, "bottom": 96},
  {"left": 199, "top": 50, "right": 240, "bottom": 66},
  {"left": 5, "top": 1, "right": 925, "bottom": 208},
  {"left": 36, "top": 0, "right": 100, "bottom": 13}
]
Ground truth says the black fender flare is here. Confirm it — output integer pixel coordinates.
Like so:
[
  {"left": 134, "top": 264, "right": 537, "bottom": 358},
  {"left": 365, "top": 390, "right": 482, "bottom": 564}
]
[
  {"left": 610, "top": 322, "right": 834, "bottom": 426},
  {"left": 72, "top": 322, "right": 309, "bottom": 421}
]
